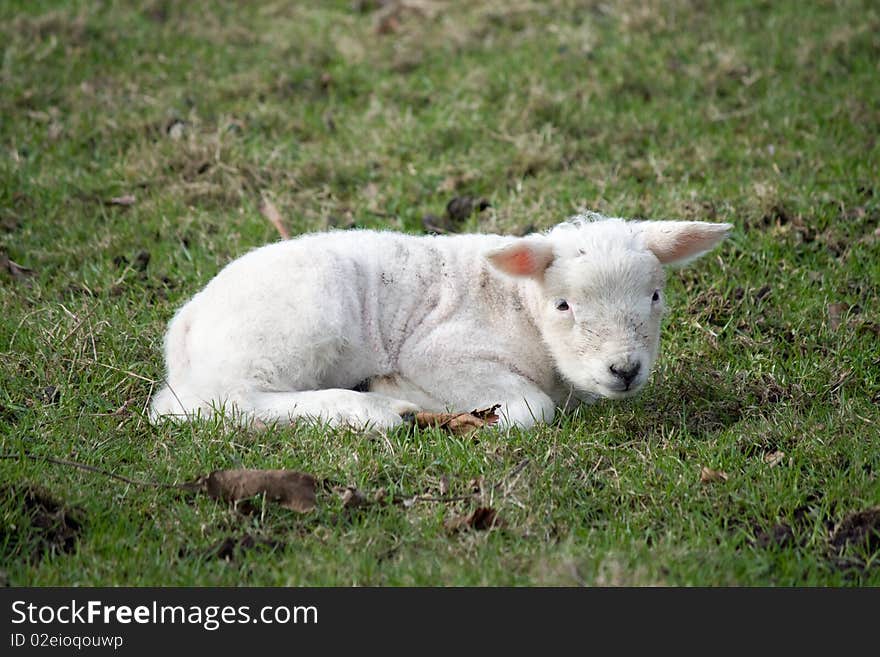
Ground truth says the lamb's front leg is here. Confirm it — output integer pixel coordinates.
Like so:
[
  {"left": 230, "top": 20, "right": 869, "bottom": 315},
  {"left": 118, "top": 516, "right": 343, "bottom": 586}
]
[
  {"left": 489, "top": 378, "right": 556, "bottom": 429},
  {"left": 392, "top": 361, "right": 556, "bottom": 429}
]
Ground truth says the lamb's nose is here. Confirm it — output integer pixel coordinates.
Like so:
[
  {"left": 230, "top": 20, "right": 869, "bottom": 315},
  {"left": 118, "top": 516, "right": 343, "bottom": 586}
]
[{"left": 610, "top": 361, "right": 641, "bottom": 387}]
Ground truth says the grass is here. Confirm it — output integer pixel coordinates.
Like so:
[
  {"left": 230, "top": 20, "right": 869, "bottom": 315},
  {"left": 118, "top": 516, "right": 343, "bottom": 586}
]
[{"left": 1, "top": 0, "right": 879, "bottom": 586}]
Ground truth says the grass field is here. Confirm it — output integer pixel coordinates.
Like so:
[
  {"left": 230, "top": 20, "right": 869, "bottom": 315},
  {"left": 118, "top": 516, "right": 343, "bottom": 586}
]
[{"left": 1, "top": 0, "right": 879, "bottom": 586}]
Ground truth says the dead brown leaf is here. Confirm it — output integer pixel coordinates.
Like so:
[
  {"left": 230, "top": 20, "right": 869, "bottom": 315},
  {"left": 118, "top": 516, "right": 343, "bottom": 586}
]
[
  {"left": 828, "top": 302, "right": 848, "bottom": 330},
  {"left": 700, "top": 466, "right": 729, "bottom": 484},
  {"left": 1, "top": 251, "right": 35, "bottom": 281},
  {"left": 259, "top": 196, "right": 291, "bottom": 240},
  {"left": 446, "top": 196, "right": 491, "bottom": 223},
  {"left": 444, "top": 507, "right": 503, "bottom": 532},
  {"left": 413, "top": 405, "right": 499, "bottom": 435},
  {"left": 423, "top": 196, "right": 491, "bottom": 234},
  {"left": 763, "top": 450, "right": 786, "bottom": 467},
  {"left": 197, "top": 469, "right": 317, "bottom": 512},
  {"left": 340, "top": 486, "right": 367, "bottom": 509}
]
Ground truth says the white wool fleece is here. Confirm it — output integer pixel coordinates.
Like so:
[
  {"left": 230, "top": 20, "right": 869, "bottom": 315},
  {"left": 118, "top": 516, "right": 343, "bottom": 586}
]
[{"left": 150, "top": 215, "right": 731, "bottom": 430}]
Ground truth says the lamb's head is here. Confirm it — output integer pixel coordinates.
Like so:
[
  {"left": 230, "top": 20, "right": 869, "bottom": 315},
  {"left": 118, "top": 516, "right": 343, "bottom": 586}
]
[{"left": 486, "top": 217, "right": 731, "bottom": 400}]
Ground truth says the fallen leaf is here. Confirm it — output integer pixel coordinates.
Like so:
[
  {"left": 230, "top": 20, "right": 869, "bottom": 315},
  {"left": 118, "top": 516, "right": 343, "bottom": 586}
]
[
  {"left": 828, "top": 302, "right": 848, "bottom": 330},
  {"left": 444, "top": 507, "right": 503, "bottom": 532},
  {"left": 423, "top": 196, "right": 490, "bottom": 234},
  {"left": 196, "top": 469, "right": 317, "bottom": 513},
  {"left": 340, "top": 486, "right": 367, "bottom": 509},
  {"left": 259, "top": 196, "right": 290, "bottom": 240},
  {"left": 446, "top": 195, "right": 490, "bottom": 223},
  {"left": 700, "top": 466, "right": 729, "bottom": 484},
  {"left": 1, "top": 252, "right": 35, "bottom": 281},
  {"left": 107, "top": 194, "right": 136, "bottom": 207},
  {"left": 413, "top": 405, "right": 500, "bottom": 435},
  {"left": 763, "top": 450, "right": 786, "bottom": 467}
]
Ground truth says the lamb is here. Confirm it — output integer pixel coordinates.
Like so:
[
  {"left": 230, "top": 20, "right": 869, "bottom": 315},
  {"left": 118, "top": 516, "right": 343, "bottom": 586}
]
[{"left": 149, "top": 214, "right": 731, "bottom": 430}]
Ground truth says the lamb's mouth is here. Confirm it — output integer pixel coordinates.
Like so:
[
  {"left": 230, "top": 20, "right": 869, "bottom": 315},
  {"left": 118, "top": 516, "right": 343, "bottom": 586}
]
[
  {"left": 601, "top": 387, "right": 642, "bottom": 400},
  {"left": 565, "top": 374, "right": 645, "bottom": 401},
  {"left": 592, "top": 377, "right": 646, "bottom": 400}
]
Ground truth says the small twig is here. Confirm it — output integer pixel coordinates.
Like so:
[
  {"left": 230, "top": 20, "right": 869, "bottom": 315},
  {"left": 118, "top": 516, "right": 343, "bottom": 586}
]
[{"left": 0, "top": 453, "right": 191, "bottom": 491}]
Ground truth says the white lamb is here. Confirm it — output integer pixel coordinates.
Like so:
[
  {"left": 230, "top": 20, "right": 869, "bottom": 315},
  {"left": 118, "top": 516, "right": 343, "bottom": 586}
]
[{"left": 149, "top": 214, "right": 730, "bottom": 430}]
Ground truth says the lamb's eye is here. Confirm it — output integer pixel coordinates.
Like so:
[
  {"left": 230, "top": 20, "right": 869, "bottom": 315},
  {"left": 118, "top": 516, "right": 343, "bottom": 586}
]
[
  {"left": 652, "top": 289, "right": 661, "bottom": 303},
  {"left": 555, "top": 299, "right": 570, "bottom": 311}
]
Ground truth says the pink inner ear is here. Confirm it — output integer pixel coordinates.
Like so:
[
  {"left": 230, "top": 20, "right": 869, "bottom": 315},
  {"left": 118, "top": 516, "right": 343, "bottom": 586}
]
[
  {"left": 488, "top": 240, "right": 553, "bottom": 277},
  {"left": 646, "top": 223, "right": 730, "bottom": 265},
  {"left": 507, "top": 249, "right": 536, "bottom": 276},
  {"left": 665, "top": 232, "right": 705, "bottom": 262}
]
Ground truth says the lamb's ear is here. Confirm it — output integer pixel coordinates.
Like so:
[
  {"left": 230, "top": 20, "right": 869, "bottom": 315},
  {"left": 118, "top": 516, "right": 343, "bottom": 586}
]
[
  {"left": 486, "top": 237, "right": 555, "bottom": 278},
  {"left": 639, "top": 221, "right": 732, "bottom": 266}
]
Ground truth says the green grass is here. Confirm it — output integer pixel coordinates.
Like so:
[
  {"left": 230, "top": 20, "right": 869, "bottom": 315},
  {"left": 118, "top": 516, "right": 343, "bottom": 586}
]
[{"left": 2, "top": 0, "right": 879, "bottom": 586}]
